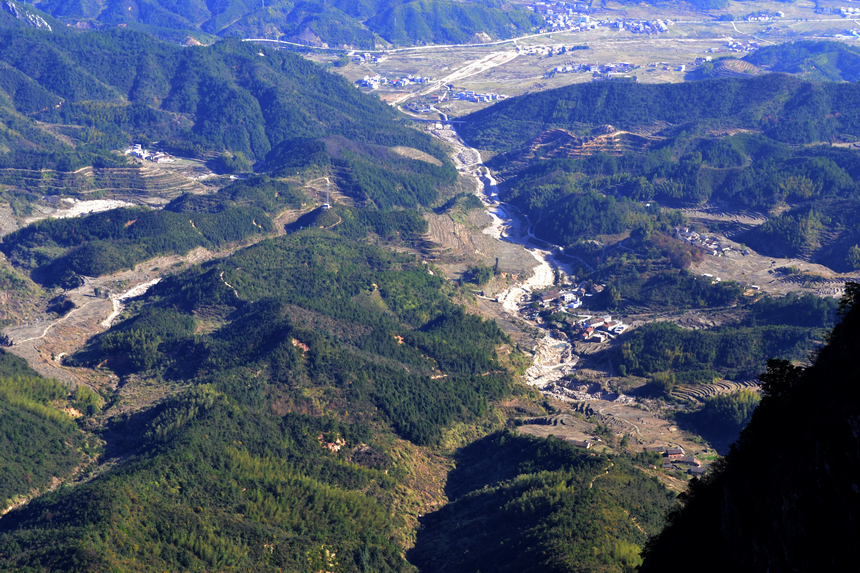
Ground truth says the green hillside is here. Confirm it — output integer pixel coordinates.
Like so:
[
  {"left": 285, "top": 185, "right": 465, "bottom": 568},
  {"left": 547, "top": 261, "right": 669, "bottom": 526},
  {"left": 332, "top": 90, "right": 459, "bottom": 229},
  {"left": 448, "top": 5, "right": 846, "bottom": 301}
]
[
  {"left": 641, "top": 284, "right": 860, "bottom": 572},
  {"left": 461, "top": 74, "right": 860, "bottom": 151},
  {"left": 365, "top": 0, "right": 543, "bottom": 46},
  {"left": 15, "top": 0, "right": 543, "bottom": 47},
  {"left": 0, "top": 228, "right": 674, "bottom": 571},
  {"left": 0, "top": 27, "right": 426, "bottom": 160},
  {"left": 461, "top": 75, "right": 860, "bottom": 271},
  {"left": 410, "top": 432, "right": 674, "bottom": 573},
  {"left": 744, "top": 40, "right": 860, "bottom": 82},
  {"left": 0, "top": 232, "right": 516, "bottom": 570},
  {"left": 0, "top": 26, "right": 456, "bottom": 209},
  {"left": 0, "top": 349, "right": 99, "bottom": 512},
  {"left": 0, "top": 176, "right": 304, "bottom": 287}
]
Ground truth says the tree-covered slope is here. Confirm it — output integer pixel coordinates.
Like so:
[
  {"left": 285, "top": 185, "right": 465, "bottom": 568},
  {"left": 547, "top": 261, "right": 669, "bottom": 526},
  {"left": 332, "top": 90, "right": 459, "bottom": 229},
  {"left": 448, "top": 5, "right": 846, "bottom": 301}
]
[
  {"left": 0, "top": 27, "right": 413, "bottom": 158},
  {"left": 0, "top": 176, "right": 305, "bottom": 287},
  {"left": 0, "top": 231, "right": 521, "bottom": 571},
  {"left": 744, "top": 40, "right": 860, "bottom": 82},
  {"left": 461, "top": 74, "right": 860, "bottom": 151},
  {"left": 16, "top": 0, "right": 543, "bottom": 47},
  {"left": 464, "top": 75, "right": 860, "bottom": 272},
  {"left": 0, "top": 26, "right": 456, "bottom": 206},
  {"left": 365, "top": 0, "right": 542, "bottom": 46},
  {"left": 641, "top": 284, "right": 860, "bottom": 572},
  {"left": 0, "top": 225, "right": 677, "bottom": 571},
  {"left": 410, "top": 431, "right": 674, "bottom": 573},
  {"left": 0, "top": 349, "right": 99, "bottom": 512}
]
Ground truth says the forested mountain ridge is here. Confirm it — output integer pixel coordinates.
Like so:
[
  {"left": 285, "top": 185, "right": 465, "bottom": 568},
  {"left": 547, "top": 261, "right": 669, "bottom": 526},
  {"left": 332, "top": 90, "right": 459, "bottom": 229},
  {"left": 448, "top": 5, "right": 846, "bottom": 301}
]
[
  {"left": 641, "top": 284, "right": 860, "bottom": 571},
  {"left": 743, "top": 40, "right": 860, "bottom": 82},
  {"left": 461, "top": 73, "right": 860, "bottom": 272},
  {"left": 690, "top": 41, "right": 860, "bottom": 82},
  {"left": 0, "top": 25, "right": 457, "bottom": 207},
  {"left": 0, "top": 228, "right": 677, "bottom": 572},
  {"left": 14, "top": 0, "right": 543, "bottom": 47},
  {"left": 409, "top": 431, "right": 674, "bottom": 573},
  {"left": 0, "top": 176, "right": 306, "bottom": 287},
  {"left": 461, "top": 73, "right": 860, "bottom": 152}
]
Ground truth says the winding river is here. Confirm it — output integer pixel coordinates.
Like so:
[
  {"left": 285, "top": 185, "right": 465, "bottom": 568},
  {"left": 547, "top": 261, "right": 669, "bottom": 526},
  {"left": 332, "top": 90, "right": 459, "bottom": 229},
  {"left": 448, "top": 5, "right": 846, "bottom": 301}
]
[{"left": 429, "top": 124, "right": 598, "bottom": 392}]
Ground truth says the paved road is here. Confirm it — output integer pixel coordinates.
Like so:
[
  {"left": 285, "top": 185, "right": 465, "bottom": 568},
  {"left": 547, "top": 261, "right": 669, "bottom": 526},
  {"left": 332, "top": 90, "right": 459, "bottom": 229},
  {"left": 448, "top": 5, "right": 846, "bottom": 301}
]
[{"left": 244, "top": 15, "right": 859, "bottom": 53}]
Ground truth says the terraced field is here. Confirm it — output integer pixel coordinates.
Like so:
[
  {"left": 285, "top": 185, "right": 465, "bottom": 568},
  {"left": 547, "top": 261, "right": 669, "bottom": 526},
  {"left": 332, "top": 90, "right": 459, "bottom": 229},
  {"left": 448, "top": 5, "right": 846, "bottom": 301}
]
[
  {"left": 525, "top": 127, "right": 661, "bottom": 159},
  {"left": 671, "top": 380, "right": 759, "bottom": 403},
  {"left": 0, "top": 160, "right": 216, "bottom": 204},
  {"left": 706, "top": 59, "right": 765, "bottom": 79}
]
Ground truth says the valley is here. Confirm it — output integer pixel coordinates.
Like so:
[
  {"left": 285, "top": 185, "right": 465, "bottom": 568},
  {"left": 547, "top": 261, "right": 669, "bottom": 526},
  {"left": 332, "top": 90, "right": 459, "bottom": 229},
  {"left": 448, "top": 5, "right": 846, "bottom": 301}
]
[
  {"left": 306, "top": 0, "right": 860, "bottom": 118},
  {"left": 420, "top": 118, "right": 764, "bottom": 475},
  {"left": 1, "top": 4, "right": 859, "bottom": 571}
]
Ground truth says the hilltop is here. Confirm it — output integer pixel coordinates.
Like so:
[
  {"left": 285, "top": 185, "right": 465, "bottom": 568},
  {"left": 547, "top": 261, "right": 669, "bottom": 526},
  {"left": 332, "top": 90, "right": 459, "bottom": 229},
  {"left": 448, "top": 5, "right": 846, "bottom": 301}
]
[
  {"left": 688, "top": 41, "right": 860, "bottom": 82},
  {"left": 744, "top": 40, "right": 860, "bottom": 82}
]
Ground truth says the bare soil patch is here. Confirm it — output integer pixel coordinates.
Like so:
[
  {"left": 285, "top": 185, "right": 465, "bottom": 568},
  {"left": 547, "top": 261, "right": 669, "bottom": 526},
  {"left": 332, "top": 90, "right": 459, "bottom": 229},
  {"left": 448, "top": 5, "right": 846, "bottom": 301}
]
[{"left": 390, "top": 146, "right": 443, "bottom": 166}]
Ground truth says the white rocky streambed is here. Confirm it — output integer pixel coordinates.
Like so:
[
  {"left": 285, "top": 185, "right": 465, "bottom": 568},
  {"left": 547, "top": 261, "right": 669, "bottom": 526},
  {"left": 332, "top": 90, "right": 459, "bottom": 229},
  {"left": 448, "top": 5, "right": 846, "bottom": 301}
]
[
  {"left": 433, "top": 123, "right": 632, "bottom": 403},
  {"left": 101, "top": 278, "right": 161, "bottom": 328},
  {"left": 38, "top": 197, "right": 136, "bottom": 219}
]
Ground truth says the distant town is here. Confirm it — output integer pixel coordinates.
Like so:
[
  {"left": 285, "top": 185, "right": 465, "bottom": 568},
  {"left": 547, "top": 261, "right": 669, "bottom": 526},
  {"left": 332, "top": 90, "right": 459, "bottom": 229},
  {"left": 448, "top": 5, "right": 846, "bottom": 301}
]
[{"left": 526, "top": 0, "right": 674, "bottom": 36}]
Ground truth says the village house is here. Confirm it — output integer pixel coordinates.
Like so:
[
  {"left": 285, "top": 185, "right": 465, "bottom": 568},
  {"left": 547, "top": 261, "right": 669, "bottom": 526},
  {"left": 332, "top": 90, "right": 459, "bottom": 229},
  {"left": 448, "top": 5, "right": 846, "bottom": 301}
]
[
  {"left": 671, "top": 455, "right": 702, "bottom": 466},
  {"left": 567, "top": 438, "right": 593, "bottom": 449},
  {"left": 538, "top": 289, "right": 560, "bottom": 304}
]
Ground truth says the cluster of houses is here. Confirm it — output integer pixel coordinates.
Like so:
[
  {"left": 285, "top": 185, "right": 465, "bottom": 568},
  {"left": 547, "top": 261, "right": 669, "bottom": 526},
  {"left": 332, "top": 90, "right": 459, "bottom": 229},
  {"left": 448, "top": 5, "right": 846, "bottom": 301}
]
[
  {"left": 518, "top": 44, "right": 587, "bottom": 57},
  {"left": 350, "top": 53, "right": 386, "bottom": 64},
  {"left": 677, "top": 227, "right": 734, "bottom": 256},
  {"left": 841, "top": 6, "right": 860, "bottom": 17},
  {"left": 124, "top": 144, "right": 175, "bottom": 164},
  {"left": 646, "top": 446, "right": 707, "bottom": 476},
  {"left": 743, "top": 10, "right": 785, "bottom": 22},
  {"left": 527, "top": 2, "right": 594, "bottom": 31},
  {"left": 517, "top": 283, "right": 631, "bottom": 342},
  {"left": 533, "top": 283, "right": 595, "bottom": 309},
  {"left": 719, "top": 40, "right": 759, "bottom": 53},
  {"left": 527, "top": 0, "right": 589, "bottom": 14},
  {"left": 574, "top": 314, "right": 629, "bottom": 343},
  {"left": 609, "top": 19, "right": 671, "bottom": 34},
  {"left": 546, "top": 62, "right": 588, "bottom": 76},
  {"left": 547, "top": 61, "right": 636, "bottom": 78},
  {"left": 569, "top": 440, "right": 707, "bottom": 475},
  {"left": 453, "top": 90, "right": 504, "bottom": 103},
  {"left": 356, "top": 74, "right": 432, "bottom": 90},
  {"left": 524, "top": 1, "right": 674, "bottom": 36}
]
